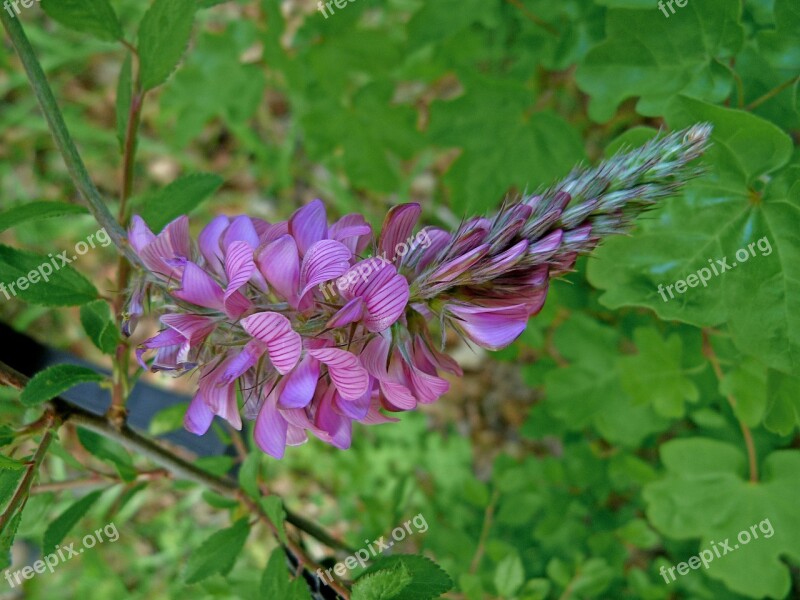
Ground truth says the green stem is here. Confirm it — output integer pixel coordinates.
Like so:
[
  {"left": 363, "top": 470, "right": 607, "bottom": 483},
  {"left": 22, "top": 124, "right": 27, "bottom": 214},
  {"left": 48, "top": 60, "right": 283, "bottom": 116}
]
[
  {"left": 745, "top": 75, "right": 800, "bottom": 112},
  {"left": 0, "top": 10, "right": 141, "bottom": 268}
]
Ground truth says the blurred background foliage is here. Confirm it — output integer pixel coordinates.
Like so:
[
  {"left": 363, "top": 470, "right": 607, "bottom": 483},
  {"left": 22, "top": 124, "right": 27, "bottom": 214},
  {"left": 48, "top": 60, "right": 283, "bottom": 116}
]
[{"left": 0, "top": 0, "right": 799, "bottom": 598}]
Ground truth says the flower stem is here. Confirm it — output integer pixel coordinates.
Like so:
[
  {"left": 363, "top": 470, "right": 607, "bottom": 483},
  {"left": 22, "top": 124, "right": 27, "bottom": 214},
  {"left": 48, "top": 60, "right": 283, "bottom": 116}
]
[{"left": 0, "top": 10, "right": 141, "bottom": 268}]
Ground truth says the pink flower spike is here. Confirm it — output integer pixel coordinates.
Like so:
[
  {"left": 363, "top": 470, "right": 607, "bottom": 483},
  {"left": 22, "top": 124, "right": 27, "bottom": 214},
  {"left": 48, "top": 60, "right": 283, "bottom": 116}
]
[
  {"left": 308, "top": 347, "right": 369, "bottom": 401},
  {"left": 241, "top": 312, "right": 302, "bottom": 374}
]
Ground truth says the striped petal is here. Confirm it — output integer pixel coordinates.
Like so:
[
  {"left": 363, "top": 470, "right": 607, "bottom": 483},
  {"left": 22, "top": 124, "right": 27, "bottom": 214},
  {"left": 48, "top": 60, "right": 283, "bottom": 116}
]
[
  {"left": 299, "top": 239, "right": 352, "bottom": 299},
  {"left": 279, "top": 354, "right": 320, "bottom": 408},
  {"left": 222, "top": 215, "right": 260, "bottom": 249},
  {"left": 378, "top": 203, "right": 420, "bottom": 260},
  {"left": 173, "top": 262, "right": 225, "bottom": 311},
  {"left": 447, "top": 302, "right": 530, "bottom": 350},
  {"left": 198, "top": 215, "right": 229, "bottom": 276},
  {"left": 185, "top": 393, "right": 215, "bottom": 435},
  {"left": 241, "top": 312, "right": 302, "bottom": 374},
  {"left": 257, "top": 235, "right": 300, "bottom": 307},
  {"left": 289, "top": 199, "right": 327, "bottom": 256},
  {"left": 315, "top": 387, "right": 352, "bottom": 449},
  {"left": 308, "top": 347, "right": 369, "bottom": 401},
  {"left": 254, "top": 391, "right": 288, "bottom": 459}
]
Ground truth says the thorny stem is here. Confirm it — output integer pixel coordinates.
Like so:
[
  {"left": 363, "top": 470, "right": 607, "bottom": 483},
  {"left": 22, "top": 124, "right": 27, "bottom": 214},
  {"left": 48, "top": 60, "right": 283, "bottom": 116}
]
[
  {"left": 0, "top": 10, "right": 141, "bottom": 269},
  {"left": 701, "top": 330, "right": 759, "bottom": 483}
]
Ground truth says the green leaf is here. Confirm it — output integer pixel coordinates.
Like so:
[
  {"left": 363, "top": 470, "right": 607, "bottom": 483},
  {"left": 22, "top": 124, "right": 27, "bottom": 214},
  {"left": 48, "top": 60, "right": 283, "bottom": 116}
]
[
  {"left": 0, "top": 245, "right": 99, "bottom": 307},
  {"left": 77, "top": 428, "right": 136, "bottom": 482},
  {"left": 644, "top": 439, "right": 800, "bottom": 598},
  {"left": 260, "top": 495, "right": 288, "bottom": 545},
  {"left": 80, "top": 300, "right": 120, "bottom": 355},
  {"left": 719, "top": 357, "right": 767, "bottom": 427},
  {"left": 42, "top": 490, "right": 103, "bottom": 554},
  {"left": 138, "top": 0, "right": 198, "bottom": 91},
  {"left": 148, "top": 403, "right": 188, "bottom": 436},
  {"left": 41, "top": 0, "right": 123, "bottom": 42},
  {"left": 494, "top": 553, "right": 525, "bottom": 598},
  {"left": 352, "top": 561, "right": 412, "bottom": 600},
  {"left": 20, "top": 365, "right": 104, "bottom": 407},
  {"left": 0, "top": 510, "right": 22, "bottom": 570},
  {"left": 358, "top": 555, "right": 453, "bottom": 600},
  {"left": 0, "top": 202, "right": 88, "bottom": 233},
  {"left": 260, "top": 547, "right": 312, "bottom": 599},
  {"left": 184, "top": 518, "right": 251, "bottom": 584},
  {"left": 763, "top": 369, "right": 800, "bottom": 435},
  {"left": 576, "top": 0, "right": 744, "bottom": 120},
  {"left": 588, "top": 99, "right": 799, "bottom": 374},
  {"left": 0, "top": 455, "right": 25, "bottom": 471},
  {"left": 238, "top": 451, "right": 262, "bottom": 500},
  {"left": 428, "top": 74, "right": 585, "bottom": 213},
  {"left": 618, "top": 328, "right": 699, "bottom": 418},
  {"left": 138, "top": 173, "right": 223, "bottom": 231}
]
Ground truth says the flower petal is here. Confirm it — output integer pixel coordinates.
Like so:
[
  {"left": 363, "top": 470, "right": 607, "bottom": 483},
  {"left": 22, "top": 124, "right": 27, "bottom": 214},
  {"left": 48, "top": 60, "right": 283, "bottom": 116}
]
[
  {"left": 299, "top": 239, "right": 352, "bottom": 300},
  {"left": 185, "top": 393, "right": 215, "bottom": 435},
  {"left": 257, "top": 235, "right": 300, "bottom": 307},
  {"left": 447, "top": 303, "right": 530, "bottom": 350},
  {"left": 279, "top": 354, "right": 320, "bottom": 408},
  {"left": 308, "top": 347, "right": 369, "bottom": 401},
  {"left": 378, "top": 203, "right": 421, "bottom": 260},
  {"left": 222, "top": 215, "right": 260, "bottom": 249},
  {"left": 241, "top": 312, "right": 302, "bottom": 374},
  {"left": 198, "top": 215, "right": 229, "bottom": 276},
  {"left": 289, "top": 199, "right": 327, "bottom": 256},
  {"left": 254, "top": 392, "right": 288, "bottom": 459},
  {"left": 172, "top": 262, "right": 225, "bottom": 311}
]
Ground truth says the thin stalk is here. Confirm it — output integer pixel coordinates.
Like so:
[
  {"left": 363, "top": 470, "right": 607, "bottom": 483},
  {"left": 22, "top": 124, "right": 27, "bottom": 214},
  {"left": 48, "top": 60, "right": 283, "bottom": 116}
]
[
  {"left": 0, "top": 10, "right": 141, "bottom": 268},
  {"left": 701, "top": 330, "right": 759, "bottom": 483},
  {"left": 745, "top": 75, "right": 800, "bottom": 112}
]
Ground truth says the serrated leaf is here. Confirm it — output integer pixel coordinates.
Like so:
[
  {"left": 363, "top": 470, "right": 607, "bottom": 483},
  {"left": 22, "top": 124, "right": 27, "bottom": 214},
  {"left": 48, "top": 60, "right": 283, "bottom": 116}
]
[
  {"left": 0, "top": 202, "right": 88, "bottom": 233},
  {"left": 0, "top": 245, "right": 98, "bottom": 307},
  {"left": 138, "top": 0, "right": 198, "bottom": 91},
  {"left": 352, "top": 561, "right": 412, "bottom": 600},
  {"left": 42, "top": 490, "right": 103, "bottom": 554},
  {"left": 263, "top": 553, "right": 312, "bottom": 599},
  {"left": 261, "top": 495, "right": 288, "bottom": 545},
  {"left": 80, "top": 300, "right": 120, "bottom": 355},
  {"left": 20, "top": 365, "right": 104, "bottom": 407},
  {"left": 358, "top": 555, "right": 453, "bottom": 600},
  {"left": 138, "top": 173, "right": 224, "bottom": 231},
  {"left": 0, "top": 455, "right": 25, "bottom": 471},
  {"left": 77, "top": 428, "right": 136, "bottom": 482},
  {"left": 184, "top": 518, "right": 251, "bottom": 584},
  {"left": 41, "top": 0, "right": 123, "bottom": 42}
]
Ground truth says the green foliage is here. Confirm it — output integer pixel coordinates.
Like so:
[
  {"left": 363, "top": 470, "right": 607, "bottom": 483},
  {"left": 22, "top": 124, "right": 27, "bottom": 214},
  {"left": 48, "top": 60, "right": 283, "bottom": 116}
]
[
  {"left": 260, "top": 548, "right": 312, "bottom": 600},
  {"left": 42, "top": 490, "right": 103, "bottom": 554},
  {"left": 137, "top": 0, "right": 198, "bottom": 91},
  {"left": 41, "top": 0, "right": 123, "bottom": 42},
  {"left": 183, "top": 518, "right": 251, "bottom": 584},
  {"left": 20, "top": 365, "right": 104, "bottom": 406},
  {"left": 0, "top": 202, "right": 88, "bottom": 233},
  {"left": 138, "top": 173, "right": 223, "bottom": 230},
  {"left": 357, "top": 555, "right": 453, "bottom": 600},
  {"left": 80, "top": 300, "right": 120, "bottom": 355}
]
